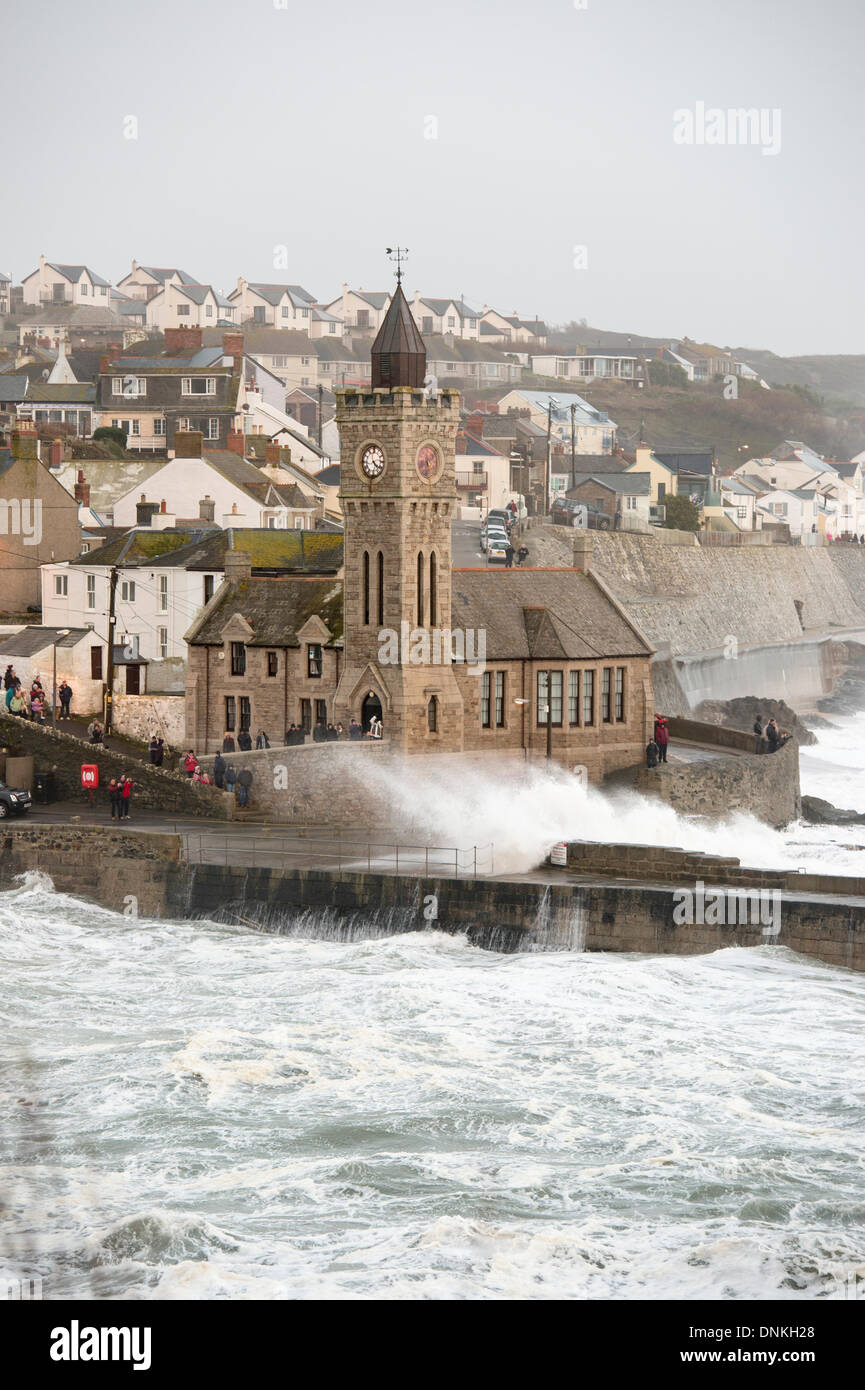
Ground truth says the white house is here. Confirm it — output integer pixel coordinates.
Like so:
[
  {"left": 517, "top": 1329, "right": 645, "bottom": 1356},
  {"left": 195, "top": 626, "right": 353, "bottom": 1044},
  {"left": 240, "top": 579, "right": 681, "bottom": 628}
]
[
  {"left": 111, "top": 450, "right": 320, "bottom": 532},
  {"left": 410, "top": 296, "right": 481, "bottom": 340},
  {"left": 0, "top": 271, "right": 11, "bottom": 316},
  {"left": 325, "top": 286, "right": 391, "bottom": 333},
  {"left": 145, "top": 282, "right": 235, "bottom": 330},
  {"left": 0, "top": 626, "right": 108, "bottom": 715},
  {"left": 21, "top": 256, "right": 111, "bottom": 307},
  {"left": 756, "top": 487, "right": 832, "bottom": 539},
  {"left": 454, "top": 430, "right": 510, "bottom": 516},
  {"left": 229, "top": 279, "right": 317, "bottom": 329},
  {"left": 496, "top": 389, "right": 616, "bottom": 454},
  {"left": 115, "top": 263, "right": 201, "bottom": 301}
]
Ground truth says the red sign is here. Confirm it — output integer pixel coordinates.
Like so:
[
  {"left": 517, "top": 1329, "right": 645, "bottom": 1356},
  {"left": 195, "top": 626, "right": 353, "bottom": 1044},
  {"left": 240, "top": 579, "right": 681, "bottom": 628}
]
[{"left": 81, "top": 764, "right": 99, "bottom": 789}]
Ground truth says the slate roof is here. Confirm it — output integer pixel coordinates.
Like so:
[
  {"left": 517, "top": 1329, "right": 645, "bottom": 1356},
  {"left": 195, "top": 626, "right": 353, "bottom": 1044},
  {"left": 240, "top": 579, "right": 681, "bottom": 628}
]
[
  {"left": 0, "top": 271, "right": 10, "bottom": 284},
  {"left": 0, "top": 375, "right": 30, "bottom": 401},
  {"left": 240, "top": 283, "right": 316, "bottom": 308},
  {"left": 558, "top": 453, "right": 626, "bottom": 474},
  {"left": 187, "top": 577, "right": 344, "bottom": 647},
  {"left": 176, "top": 284, "right": 233, "bottom": 308},
  {"left": 351, "top": 291, "right": 390, "bottom": 309},
  {"left": 457, "top": 431, "right": 504, "bottom": 457},
  {"left": 507, "top": 389, "right": 612, "bottom": 426},
  {"left": 418, "top": 298, "right": 480, "bottom": 319},
  {"left": 28, "top": 382, "right": 95, "bottom": 403},
  {"left": 0, "top": 626, "right": 91, "bottom": 656},
  {"left": 46, "top": 263, "right": 111, "bottom": 288},
  {"left": 450, "top": 569, "right": 651, "bottom": 660},
  {"left": 654, "top": 450, "right": 714, "bottom": 476},
  {"left": 572, "top": 472, "right": 652, "bottom": 495},
  {"left": 69, "top": 528, "right": 208, "bottom": 567},
  {"left": 197, "top": 450, "right": 311, "bottom": 508},
  {"left": 139, "top": 267, "right": 200, "bottom": 286}
]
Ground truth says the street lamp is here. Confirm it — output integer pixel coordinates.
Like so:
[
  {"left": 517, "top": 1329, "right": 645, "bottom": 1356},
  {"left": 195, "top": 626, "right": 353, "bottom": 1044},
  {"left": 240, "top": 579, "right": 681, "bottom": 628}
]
[{"left": 51, "top": 629, "right": 71, "bottom": 727}]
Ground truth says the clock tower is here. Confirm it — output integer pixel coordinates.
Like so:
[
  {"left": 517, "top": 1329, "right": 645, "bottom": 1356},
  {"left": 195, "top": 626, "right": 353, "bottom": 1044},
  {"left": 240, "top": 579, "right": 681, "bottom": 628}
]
[{"left": 333, "top": 280, "right": 465, "bottom": 751}]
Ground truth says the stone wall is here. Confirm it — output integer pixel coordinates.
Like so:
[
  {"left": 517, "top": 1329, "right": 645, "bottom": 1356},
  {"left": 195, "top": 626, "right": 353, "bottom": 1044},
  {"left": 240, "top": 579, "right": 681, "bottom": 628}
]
[
  {"left": 112, "top": 694, "right": 186, "bottom": 746},
  {"left": 0, "top": 712, "right": 229, "bottom": 817},
  {"left": 635, "top": 734, "right": 800, "bottom": 828},
  {"left": 524, "top": 527, "right": 865, "bottom": 659},
  {"left": 1, "top": 826, "right": 862, "bottom": 972}
]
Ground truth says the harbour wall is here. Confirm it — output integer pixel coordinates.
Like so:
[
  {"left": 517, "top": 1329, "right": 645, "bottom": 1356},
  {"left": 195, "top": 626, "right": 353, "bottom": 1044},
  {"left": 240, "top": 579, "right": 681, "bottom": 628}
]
[{"left": 2, "top": 826, "right": 862, "bottom": 971}]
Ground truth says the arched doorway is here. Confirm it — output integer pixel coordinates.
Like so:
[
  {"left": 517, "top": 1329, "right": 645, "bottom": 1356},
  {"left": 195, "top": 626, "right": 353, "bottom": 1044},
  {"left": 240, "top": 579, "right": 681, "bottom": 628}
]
[{"left": 361, "top": 691, "right": 383, "bottom": 734}]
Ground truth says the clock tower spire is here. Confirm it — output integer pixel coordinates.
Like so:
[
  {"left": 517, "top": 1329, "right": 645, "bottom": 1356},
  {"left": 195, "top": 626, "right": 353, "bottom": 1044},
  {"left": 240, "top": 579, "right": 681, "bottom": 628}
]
[{"left": 333, "top": 252, "right": 465, "bottom": 751}]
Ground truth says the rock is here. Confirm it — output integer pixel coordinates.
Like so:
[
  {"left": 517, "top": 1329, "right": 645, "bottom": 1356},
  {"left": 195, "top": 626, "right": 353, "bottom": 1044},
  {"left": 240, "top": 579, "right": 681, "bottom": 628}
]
[
  {"left": 694, "top": 696, "right": 817, "bottom": 746},
  {"left": 801, "top": 795, "right": 865, "bottom": 826}
]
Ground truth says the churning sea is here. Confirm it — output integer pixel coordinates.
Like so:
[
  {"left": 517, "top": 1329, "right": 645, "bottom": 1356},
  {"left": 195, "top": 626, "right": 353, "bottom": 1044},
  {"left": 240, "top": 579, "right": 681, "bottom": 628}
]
[{"left": 1, "top": 714, "right": 863, "bottom": 1300}]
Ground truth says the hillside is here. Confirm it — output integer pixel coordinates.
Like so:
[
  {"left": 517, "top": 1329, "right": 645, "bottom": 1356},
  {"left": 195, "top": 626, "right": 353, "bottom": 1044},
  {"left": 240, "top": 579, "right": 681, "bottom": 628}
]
[{"left": 510, "top": 377, "right": 865, "bottom": 471}]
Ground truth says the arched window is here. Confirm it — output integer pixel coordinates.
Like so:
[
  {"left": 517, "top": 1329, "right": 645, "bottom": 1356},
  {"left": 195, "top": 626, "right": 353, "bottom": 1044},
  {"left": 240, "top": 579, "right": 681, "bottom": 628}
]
[
  {"left": 377, "top": 551, "right": 384, "bottom": 626},
  {"left": 427, "top": 695, "right": 438, "bottom": 732},
  {"left": 429, "top": 551, "right": 437, "bottom": 627},
  {"left": 417, "top": 551, "right": 425, "bottom": 627},
  {"left": 362, "top": 550, "right": 370, "bottom": 626}
]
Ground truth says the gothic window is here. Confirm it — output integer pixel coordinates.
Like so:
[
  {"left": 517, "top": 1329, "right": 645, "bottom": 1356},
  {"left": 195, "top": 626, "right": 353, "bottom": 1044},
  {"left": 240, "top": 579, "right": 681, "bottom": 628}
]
[
  {"left": 615, "top": 667, "right": 625, "bottom": 721},
  {"left": 427, "top": 695, "right": 438, "bottom": 732},
  {"left": 429, "top": 551, "right": 437, "bottom": 626},
  {"left": 377, "top": 551, "right": 384, "bottom": 627},
  {"left": 417, "top": 551, "right": 425, "bottom": 627},
  {"left": 363, "top": 550, "right": 370, "bottom": 625}
]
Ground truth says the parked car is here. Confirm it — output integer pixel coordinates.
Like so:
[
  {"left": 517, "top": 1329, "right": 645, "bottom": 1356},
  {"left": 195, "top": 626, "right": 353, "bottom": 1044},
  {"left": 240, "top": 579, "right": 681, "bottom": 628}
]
[
  {"left": 551, "top": 497, "right": 612, "bottom": 530},
  {"left": 0, "top": 780, "right": 32, "bottom": 818},
  {"left": 480, "top": 518, "right": 509, "bottom": 552},
  {"left": 486, "top": 532, "right": 510, "bottom": 564},
  {"left": 487, "top": 507, "right": 514, "bottom": 534}
]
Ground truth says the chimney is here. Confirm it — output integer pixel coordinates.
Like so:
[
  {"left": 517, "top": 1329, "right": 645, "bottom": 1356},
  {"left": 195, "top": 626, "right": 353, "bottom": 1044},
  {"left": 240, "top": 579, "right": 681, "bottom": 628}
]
[
  {"left": 223, "top": 549, "right": 252, "bottom": 583},
  {"left": 221, "top": 501, "right": 247, "bottom": 529},
  {"left": 265, "top": 442, "right": 281, "bottom": 464},
  {"left": 151, "top": 499, "right": 177, "bottom": 530},
  {"left": 73, "top": 470, "right": 91, "bottom": 507},
  {"left": 10, "top": 422, "right": 39, "bottom": 461},
  {"left": 222, "top": 331, "right": 244, "bottom": 358},
  {"left": 173, "top": 430, "right": 204, "bottom": 459},
  {"left": 50, "top": 437, "right": 64, "bottom": 468},
  {"left": 164, "top": 326, "right": 202, "bottom": 355},
  {"left": 99, "top": 352, "right": 114, "bottom": 374},
  {"left": 226, "top": 430, "right": 245, "bottom": 456},
  {"left": 136, "top": 498, "right": 160, "bottom": 526},
  {"left": 572, "top": 532, "right": 594, "bottom": 572},
  {"left": 199, "top": 495, "right": 215, "bottom": 522}
]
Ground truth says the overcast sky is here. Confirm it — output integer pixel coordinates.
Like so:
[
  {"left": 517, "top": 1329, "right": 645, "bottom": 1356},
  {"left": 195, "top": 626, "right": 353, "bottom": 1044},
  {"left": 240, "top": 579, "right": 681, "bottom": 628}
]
[{"left": 5, "top": 0, "right": 862, "bottom": 356}]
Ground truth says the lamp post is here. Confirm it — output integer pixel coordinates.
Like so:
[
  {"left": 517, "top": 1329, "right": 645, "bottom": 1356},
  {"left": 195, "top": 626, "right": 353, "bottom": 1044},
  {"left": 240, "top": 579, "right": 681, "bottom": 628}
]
[{"left": 51, "top": 629, "right": 71, "bottom": 728}]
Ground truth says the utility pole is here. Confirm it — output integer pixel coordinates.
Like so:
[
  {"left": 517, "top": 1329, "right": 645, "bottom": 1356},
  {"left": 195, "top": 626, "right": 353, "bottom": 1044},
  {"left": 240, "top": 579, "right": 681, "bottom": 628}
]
[
  {"left": 317, "top": 383, "right": 323, "bottom": 449},
  {"left": 546, "top": 670, "right": 553, "bottom": 761},
  {"left": 545, "top": 399, "right": 553, "bottom": 517},
  {"left": 570, "top": 403, "right": 576, "bottom": 491},
  {"left": 104, "top": 566, "right": 119, "bottom": 734}
]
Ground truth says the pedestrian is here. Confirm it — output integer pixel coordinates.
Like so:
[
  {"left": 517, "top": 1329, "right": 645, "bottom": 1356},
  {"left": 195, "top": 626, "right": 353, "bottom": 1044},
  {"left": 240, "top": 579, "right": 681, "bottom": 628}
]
[
  {"left": 29, "top": 692, "right": 44, "bottom": 723},
  {"left": 504, "top": 540, "right": 514, "bottom": 567},
  {"left": 108, "top": 777, "right": 122, "bottom": 821},
  {"left": 349, "top": 718, "right": 362, "bottom": 740},
  {"left": 645, "top": 737, "right": 660, "bottom": 768},
  {"left": 313, "top": 719, "right": 327, "bottom": 742},
  {"left": 213, "top": 752, "right": 226, "bottom": 789},
  {"left": 183, "top": 749, "right": 199, "bottom": 778},
  {"left": 88, "top": 719, "right": 103, "bottom": 744},
  {"left": 225, "top": 763, "right": 237, "bottom": 796},
  {"left": 153, "top": 737, "right": 164, "bottom": 767},
  {"left": 336, "top": 722, "right": 345, "bottom": 738},
  {"left": 654, "top": 714, "right": 669, "bottom": 763},
  {"left": 120, "top": 774, "right": 133, "bottom": 819},
  {"left": 284, "top": 723, "right": 297, "bottom": 745},
  {"left": 326, "top": 723, "right": 338, "bottom": 741},
  {"left": 237, "top": 766, "right": 253, "bottom": 808},
  {"left": 517, "top": 543, "right": 529, "bottom": 566},
  {"left": 58, "top": 680, "right": 73, "bottom": 719},
  {"left": 765, "top": 718, "right": 780, "bottom": 753},
  {"left": 255, "top": 728, "right": 270, "bottom": 750},
  {"left": 752, "top": 715, "right": 765, "bottom": 754},
  {"left": 3, "top": 664, "right": 14, "bottom": 690},
  {"left": 148, "top": 735, "right": 160, "bottom": 765},
  {"left": 237, "top": 728, "right": 252, "bottom": 751},
  {"left": 10, "top": 690, "right": 27, "bottom": 718},
  {"left": 222, "top": 731, "right": 235, "bottom": 753},
  {"left": 5, "top": 684, "right": 15, "bottom": 711}
]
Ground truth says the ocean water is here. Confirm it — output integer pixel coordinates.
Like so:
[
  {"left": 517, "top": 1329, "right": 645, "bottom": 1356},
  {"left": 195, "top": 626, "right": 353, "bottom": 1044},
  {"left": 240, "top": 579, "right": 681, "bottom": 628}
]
[{"left": 1, "top": 718, "right": 863, "bottom": 1301}]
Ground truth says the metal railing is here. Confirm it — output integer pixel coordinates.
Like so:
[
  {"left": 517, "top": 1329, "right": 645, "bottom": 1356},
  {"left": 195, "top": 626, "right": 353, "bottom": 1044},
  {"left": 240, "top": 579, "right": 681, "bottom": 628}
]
[{"left": 180, "top": 831, "right": 494, "bottom": 877}]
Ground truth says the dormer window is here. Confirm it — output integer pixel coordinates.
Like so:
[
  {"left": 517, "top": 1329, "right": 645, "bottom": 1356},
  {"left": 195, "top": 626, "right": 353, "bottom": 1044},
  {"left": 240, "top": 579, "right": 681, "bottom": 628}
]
[{"left": 307, "top": 644, "right": 322, "bottom": 678}]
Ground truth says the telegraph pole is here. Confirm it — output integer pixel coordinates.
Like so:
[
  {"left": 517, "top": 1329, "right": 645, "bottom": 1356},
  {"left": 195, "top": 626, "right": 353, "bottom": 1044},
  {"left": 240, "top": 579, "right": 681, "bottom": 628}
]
[
  {"left": 104, "top": 566, "right": 119, "bottom": 734},
  {"left": 570, "top": 402, "right": 576, "bottom": 491},
  {"left": 317, "top": 383, "right": 323, "bottom": 449},
  {"left": 545, "top": 400, "right": 553, "bottom": 516},
  {"left": 546, "top": 670, "right": 553, "bottom": 761}
]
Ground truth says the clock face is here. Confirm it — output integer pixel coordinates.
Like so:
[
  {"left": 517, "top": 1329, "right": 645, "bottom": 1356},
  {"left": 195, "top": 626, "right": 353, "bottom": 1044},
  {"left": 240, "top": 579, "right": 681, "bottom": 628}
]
[
  {"left": 416, "top": 443, "right": 441, "bottom": 482},
  {"left": 360, "top": 444, "right": 385, "bottom": 479}
]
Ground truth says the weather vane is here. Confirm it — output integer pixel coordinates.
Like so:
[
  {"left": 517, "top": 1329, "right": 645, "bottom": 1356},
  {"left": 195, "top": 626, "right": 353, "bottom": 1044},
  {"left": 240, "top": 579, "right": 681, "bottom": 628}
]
[{"left": 385, "top": 246, "right": 408, "bottom": 284}]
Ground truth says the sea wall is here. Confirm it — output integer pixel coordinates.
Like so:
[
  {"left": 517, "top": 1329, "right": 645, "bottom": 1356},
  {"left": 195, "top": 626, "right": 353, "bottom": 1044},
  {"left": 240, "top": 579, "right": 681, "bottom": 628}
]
[
  {"left": 1, "top": 826, "right": 863, "bottom": 971},
  {"left": 527, "top": 526, "right": 865, "bottom": 653},
  {"left": 635, "top": 730, "right": 800, "bottom": 828}
]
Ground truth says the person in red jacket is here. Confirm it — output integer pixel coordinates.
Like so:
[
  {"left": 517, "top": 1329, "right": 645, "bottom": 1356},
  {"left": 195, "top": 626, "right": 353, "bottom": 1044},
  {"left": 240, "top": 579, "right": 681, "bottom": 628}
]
[
  {"left": 120, "top": 774, "right": 133, "bottom": 819},
  {"left": 654, "top": 714, "right": 670, "bottom": 763},
  {"left": 183, "top": 750, "right": 199, "bottom": 777}
]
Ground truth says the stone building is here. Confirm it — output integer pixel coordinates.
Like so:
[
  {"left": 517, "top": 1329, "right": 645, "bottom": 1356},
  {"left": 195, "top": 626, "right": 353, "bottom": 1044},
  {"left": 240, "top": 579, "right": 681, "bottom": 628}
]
[
  {"left": 0, "top": 421, "right": 82, "bottom": 615},
  {"left": 183, "top": 283, "right": 654, "bottom": 775}
]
